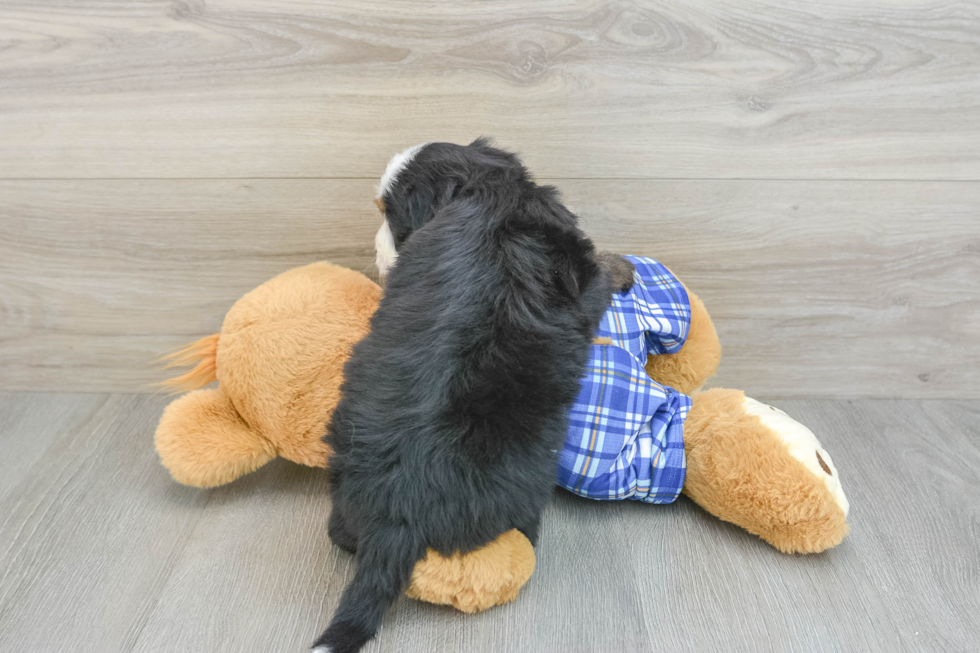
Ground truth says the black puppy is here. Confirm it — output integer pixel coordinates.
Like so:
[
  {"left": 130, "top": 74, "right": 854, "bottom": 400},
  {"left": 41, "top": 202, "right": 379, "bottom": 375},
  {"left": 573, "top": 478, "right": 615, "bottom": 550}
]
[{"left": 313, "top": 139, "right": 634, "bottom": 653}]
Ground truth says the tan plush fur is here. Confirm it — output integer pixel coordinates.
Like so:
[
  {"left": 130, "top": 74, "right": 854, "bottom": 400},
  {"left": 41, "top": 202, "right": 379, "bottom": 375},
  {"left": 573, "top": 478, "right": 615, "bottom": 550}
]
[
  {"left": 222, "top": 262, "right": 383, "bottom": 468},
  {"left": 405, "top": 529, "right": 536, "bottom": 613},
  {"left": 156, "top": 387, "right": 277, "bottom": 487},
  {"left": 683, "top": 388, "right": 849, "bottom": 554},
  {"left": 155, "top": 262, "right": 381, "bottom": 478},
  {"left": 158, "top": 333, "right": 221, "bottom": 393},
  {"left": 644, "top": 288, "right": 721, "bottom": 395}
]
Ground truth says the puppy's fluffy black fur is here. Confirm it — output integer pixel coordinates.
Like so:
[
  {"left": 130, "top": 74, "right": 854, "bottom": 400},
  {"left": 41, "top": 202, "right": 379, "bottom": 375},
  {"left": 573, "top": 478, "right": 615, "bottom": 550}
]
[{"left": 313, "top": 139, "right": 633, "bottom": 653}]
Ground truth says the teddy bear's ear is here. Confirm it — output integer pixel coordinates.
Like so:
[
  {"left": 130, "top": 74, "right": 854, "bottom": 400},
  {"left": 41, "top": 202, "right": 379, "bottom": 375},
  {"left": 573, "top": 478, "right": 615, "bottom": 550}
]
[{"left": 155, "top": 387, "right": 277, "bottom": 488}]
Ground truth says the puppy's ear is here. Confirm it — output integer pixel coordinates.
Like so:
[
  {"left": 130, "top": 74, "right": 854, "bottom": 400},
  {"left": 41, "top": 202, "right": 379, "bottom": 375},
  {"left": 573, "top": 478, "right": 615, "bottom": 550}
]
[
  {"left": 406, "top": 184, "right": 435, "bottom": 234},
  {"left": 407, "top": 179, "right": 463, "bottom": 234}
]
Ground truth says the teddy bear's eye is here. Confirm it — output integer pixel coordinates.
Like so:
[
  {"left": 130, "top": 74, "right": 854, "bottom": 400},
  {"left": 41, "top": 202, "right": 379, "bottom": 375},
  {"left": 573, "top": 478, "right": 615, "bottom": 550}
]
[{"left": 816, "top": 451, "right": 832, "bottom": 475}]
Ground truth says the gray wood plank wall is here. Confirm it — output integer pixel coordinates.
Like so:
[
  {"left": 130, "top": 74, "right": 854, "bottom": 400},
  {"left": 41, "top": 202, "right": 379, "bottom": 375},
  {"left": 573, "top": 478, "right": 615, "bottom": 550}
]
[{"left": 1, "top": 0, "right": 978, "bottom": 397}]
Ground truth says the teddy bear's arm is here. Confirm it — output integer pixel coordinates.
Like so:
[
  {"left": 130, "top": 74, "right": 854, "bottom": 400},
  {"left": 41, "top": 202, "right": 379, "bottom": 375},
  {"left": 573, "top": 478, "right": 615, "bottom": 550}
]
[{"left": 644, "top": 288, "right": 721, "bottom": 395}]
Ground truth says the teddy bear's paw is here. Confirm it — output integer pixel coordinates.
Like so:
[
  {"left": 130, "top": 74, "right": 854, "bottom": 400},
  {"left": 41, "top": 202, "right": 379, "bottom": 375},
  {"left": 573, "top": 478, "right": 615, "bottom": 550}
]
[
  {"left": 405, "top": 529, "right": 535, "bottom": 613},
  {"left": 155, "top": 388, "right": 277, "bottom": 488},
  {"left": 741, "top": 396, "right": 849, "bottom": 518}
]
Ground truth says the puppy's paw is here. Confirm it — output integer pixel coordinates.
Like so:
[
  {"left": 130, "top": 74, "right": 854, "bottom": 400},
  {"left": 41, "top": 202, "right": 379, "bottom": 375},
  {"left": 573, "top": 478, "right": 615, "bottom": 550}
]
[{"left": 597, "top": 252, "right": 635, "bottom": 293}]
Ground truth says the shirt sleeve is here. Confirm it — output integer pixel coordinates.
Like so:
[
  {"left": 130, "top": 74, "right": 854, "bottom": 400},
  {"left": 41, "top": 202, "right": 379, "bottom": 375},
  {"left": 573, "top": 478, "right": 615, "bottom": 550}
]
[
  {"left": 557, "top": 343, "right": 690, "bottom": 504},
  {"left": 595, "top": 256, "right": 691, "bottom": 359}
]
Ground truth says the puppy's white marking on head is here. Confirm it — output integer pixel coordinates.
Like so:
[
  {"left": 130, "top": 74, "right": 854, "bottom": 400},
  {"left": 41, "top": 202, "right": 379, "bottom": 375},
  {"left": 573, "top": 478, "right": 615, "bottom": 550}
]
[
  {"left": 312, "top": 647, "right": 331, "bottom": 653},
  {"left": 377, "top": 142, "right": 429, "bottom": 199},
  {"left": 374, "top": 219, "right": 398, "bottom": 278}
]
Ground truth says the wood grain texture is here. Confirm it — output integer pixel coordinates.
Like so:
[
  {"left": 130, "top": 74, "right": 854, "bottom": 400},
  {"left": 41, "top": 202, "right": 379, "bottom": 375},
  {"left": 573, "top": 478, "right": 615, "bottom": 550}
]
[
  {"left": 1, "top": 0, "right": 978, "bottom": 179},
  {"left": 565, "top": 180, "right": 980, "bottom": 399},
  {"left": 0, "top": 393, "right": 210, "bottom": 653},
  {"left": 2, "top": 179, "right": 977, "bottom": 397},
  {"left": 0, "top": 179, "right": 381, "bottom": 393},
  {"left": 0, "top": 393, "right": 977, "bottom": 651}
]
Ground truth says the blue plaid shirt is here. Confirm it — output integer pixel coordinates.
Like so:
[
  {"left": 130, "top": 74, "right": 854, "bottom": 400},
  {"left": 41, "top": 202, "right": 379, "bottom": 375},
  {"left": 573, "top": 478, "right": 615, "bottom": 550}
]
[{"left": 557, "top": 256, "right": 691, "bottom": 504}]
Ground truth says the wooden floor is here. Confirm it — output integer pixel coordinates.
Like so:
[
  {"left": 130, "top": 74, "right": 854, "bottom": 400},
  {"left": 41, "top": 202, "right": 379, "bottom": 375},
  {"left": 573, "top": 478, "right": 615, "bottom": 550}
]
[{"left": 0, "top": 392, "right": 977, "bottom": 652}]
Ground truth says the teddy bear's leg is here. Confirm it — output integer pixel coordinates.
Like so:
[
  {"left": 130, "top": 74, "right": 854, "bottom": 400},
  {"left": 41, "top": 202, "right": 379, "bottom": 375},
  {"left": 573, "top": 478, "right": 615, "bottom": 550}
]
[
  {"left": 644, "top": 288, "right": 721, "bottom": 395},
  {"left": 681, "top": 388, "right": 849, "bottom": 553},
  {"left": 405, "top": 529, "right": 536, "bottom": 614},
  {"left": 155, "top": 387, "right": 277, "bottom": 488}
]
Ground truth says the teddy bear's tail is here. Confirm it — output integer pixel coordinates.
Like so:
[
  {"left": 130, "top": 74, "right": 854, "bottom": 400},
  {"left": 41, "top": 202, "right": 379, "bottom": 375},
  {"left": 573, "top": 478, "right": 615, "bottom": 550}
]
[{"left": 157, "top": 333, "right": 220, "bottom": 393}]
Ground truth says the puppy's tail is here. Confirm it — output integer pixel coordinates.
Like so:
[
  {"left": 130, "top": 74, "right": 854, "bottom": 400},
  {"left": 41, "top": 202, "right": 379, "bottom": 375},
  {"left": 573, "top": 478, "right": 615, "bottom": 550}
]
[{"left": 313, "top": 526, "right": 422, "bottom": 653}]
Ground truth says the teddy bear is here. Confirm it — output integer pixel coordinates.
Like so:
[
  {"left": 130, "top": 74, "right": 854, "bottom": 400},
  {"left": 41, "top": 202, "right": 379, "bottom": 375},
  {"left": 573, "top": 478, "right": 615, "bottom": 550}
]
[{"left": 154, "top": 258, "right": 849, "bottom": 614}]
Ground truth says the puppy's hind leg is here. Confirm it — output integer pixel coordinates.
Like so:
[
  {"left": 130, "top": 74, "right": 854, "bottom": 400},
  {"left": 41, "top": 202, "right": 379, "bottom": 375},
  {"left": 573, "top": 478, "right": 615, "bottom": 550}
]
[{"left": 328, "top": 503, "right": 358, "bottom": 554}]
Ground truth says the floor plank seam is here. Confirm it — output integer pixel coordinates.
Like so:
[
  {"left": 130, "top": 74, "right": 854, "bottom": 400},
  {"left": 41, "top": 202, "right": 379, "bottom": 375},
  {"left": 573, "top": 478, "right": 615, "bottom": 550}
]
[{"left": 124, "top": 489, "right": 217, "bottom": 653}]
